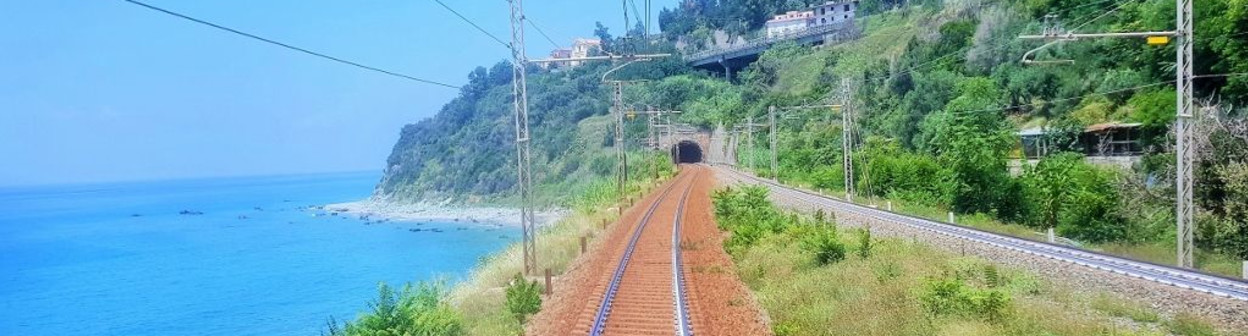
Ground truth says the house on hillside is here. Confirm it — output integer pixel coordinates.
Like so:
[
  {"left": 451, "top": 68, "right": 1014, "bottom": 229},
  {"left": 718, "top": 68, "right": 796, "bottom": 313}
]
[
  {"left": 544, "top": 48, "right": 573, "bottom": 69},
  {"left": 570, "top": 38, "right": 601, "bottom": 67},
  {"left": 766, "top": 11, "right": 815, "bottom": 38},
  {"left": 765, "top": 1, "right": 860, "bottom": 39},
  {"left": 1016, "top": 122, "right": 1145, "bottom": 170},
  {"left": 812, "top": 1, "right": 860, "bottom": 26},
  {"left": 543, "top": 38, "right": 601, "bottom": 69}
]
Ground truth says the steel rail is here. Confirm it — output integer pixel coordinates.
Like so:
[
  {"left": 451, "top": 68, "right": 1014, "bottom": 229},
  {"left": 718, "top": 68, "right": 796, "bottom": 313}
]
[
  {"left": 589, "top": 171, "right": 697, "bottom": 335},
  {"left": 670, "top": 169, "right": 699, "bottom": 336},
  {"left": 716, "top": 165, "right": 1248, "bottom": 301}
]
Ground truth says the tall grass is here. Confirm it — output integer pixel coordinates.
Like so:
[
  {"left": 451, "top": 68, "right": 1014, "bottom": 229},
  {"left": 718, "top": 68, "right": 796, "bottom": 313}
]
[
  {"left": 446, "top": 164, "right": 676, "bottom": 335},
  {"left": 713, "top": 187, "right": 1226, "bottom": 336},
  {"left": 768, "top": 175, "right": 1245, "bottom": 278}
]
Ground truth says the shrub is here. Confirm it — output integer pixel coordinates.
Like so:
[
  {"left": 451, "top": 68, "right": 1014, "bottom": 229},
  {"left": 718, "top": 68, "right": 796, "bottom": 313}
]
[
  {"left": 874, "top": 262, "right": 902, "bottom": 283},
  {"left": 919, "top": 277, "right": 1011, "bottom": 322},
  {"left": 1020, "top": 153, "right": 1128, "bottom": 243},
  {"left": 773, "top": 320, "right": 800, "bottom": 336},
  {"left": 327, "top": 282, "right": 465, "bottom": 336},
  {"left": 1090, "top": 295, "right": 1160, "bottom": 323},
  {"left": 800, "top": 225, "right": 846, "bottom": 266},
  {"left": 1165, "top": 313, "right": 1217, "bottom": 336},
  {"left": 857, "top": 228, "right": 873, "bottom": 259},
  {"left": 714, "top": 186, "right": 785, "bottom": 255},
  {"left": 504, "top": 274, "right": 542, "bottom": 325},
  {"left": 727, "top": 222, "right": 766, "bottom": 255},
  {"left": 982, "top": 265, "right": 1000, "bottom": 288}
]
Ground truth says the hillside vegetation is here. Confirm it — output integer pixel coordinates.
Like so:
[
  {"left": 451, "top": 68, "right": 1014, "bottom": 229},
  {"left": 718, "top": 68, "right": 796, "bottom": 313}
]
[
  {"left": 373, "top": 0, "right": 1247, "bottom": 272},
  {"left": 638, "top": 0, "right": 1248, "bottom": 273}
]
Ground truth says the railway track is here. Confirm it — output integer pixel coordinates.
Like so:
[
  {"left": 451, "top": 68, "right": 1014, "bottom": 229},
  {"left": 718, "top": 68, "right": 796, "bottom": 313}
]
[
  {"left": 581, "top": 169, "right": 699, "bottom": 336},
  {"left": 716, "top": 165, "right": 1248, "bottom": 302}
]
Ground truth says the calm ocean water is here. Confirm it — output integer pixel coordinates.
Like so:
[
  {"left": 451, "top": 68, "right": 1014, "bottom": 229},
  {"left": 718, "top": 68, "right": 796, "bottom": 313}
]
[{"left": 0, "top": 172, "right": 519, "bottom": 335}]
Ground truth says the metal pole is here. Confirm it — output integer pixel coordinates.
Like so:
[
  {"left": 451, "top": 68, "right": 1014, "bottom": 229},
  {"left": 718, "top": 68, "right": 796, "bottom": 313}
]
[
  {"left": 770, "top": 105, "right": 778, "bottom": 180},
  {"left": 648, "top": 110, "right": 656, "bottom": 150},
  {"left": 645, "top": 0, "right": 650, "bottom": 39},
  {"left": 747, "top": 115, "right": 755, "bottom": 172},
  {"left": 650, "top": 111, "right": 658, "bottom": 178},
  {"left": 841, "top": 78, "right": 855, "bottom": 202},
  {"left": 613, "top": 82, "right": 627, "bottom": 201},
  {"left": 1175, "top": 0, "right": 1195, "bottom": 268},
  {"left": 1016, "top": 0, "right": 1195, "bottom": 269},
  {"left": 507, "top": 0, "right": 537, "bottom": 275}
]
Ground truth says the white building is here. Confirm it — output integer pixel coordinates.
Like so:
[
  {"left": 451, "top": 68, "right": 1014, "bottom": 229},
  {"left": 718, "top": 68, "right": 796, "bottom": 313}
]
[
  {"left": 765, "top": 11, "right": 815, "bottom": 39},
  {"left": 569, "top": 38, "right": 601, "bottom": 67},
  {"left": 811, "top": 1, "right": 859, "bottom": 26},
  {"left": 764, "top": 1, "right": 859, "bottom": 39}
]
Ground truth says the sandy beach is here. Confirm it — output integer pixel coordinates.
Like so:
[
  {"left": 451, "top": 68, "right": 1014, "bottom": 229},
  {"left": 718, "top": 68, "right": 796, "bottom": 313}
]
[{"left": 322, "top": 199, "right": 567, "bottom": 228}]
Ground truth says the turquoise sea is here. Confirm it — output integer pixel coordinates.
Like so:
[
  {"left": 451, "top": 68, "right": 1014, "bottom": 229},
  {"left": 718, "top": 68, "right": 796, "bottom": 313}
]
[{"left": 0, "top": 172, "right": 518, "bottom": 335}]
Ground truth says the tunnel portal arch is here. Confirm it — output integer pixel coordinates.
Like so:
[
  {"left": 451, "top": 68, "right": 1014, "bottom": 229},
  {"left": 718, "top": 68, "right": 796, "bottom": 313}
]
[{"left": 671, "top": 140, "right": 704, "bottom": 164}]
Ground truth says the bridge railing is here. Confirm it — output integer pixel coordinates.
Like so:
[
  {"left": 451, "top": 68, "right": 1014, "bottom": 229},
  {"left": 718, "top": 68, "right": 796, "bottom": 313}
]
[{"left": 684, "top": 20, "right": 861, "bottom": 62}]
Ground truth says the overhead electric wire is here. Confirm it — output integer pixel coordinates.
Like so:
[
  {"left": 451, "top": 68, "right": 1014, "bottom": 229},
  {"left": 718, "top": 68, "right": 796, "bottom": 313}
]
[
  {"left": 430, "top": 0, "right": 511, "bottom": 50},
  {"left": 1069, "top": 0, "right": 1141, "bottom": 32},
  {"left": 944, "top": 73, "right": 1248, "bottom": 116},
  {"left": 527, "top": 18, "right": 564, "bottom": 50},
  {"left": 947, "top": 81, "right": 1172, "bottom": 116},
  {"left": 621, "top": 0, "right": 630, "bottom": 36},
  {"left": 628, "top": 0, "right": 644, "bottom": 29},
  {"left": 119, "top": 0, "right": 460, "bottom": 89},
  {"left": 862, "top": 0, "right": 1142, "bottom": 84},
  {"left": 1196, "top": 72, "right": 1248, "bottom": 80},
  {"left": 863, "top": 35, "right": 1024, "bottom": 83}
]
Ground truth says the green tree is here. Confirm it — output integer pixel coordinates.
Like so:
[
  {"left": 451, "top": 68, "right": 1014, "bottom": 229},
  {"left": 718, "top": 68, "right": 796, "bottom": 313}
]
[
  {"left": 1127, "top": 89, "right": 1177, "bottom": 147},
  {"left": 328, "top": 282, "right": 464, "bottom": 336},
  {"left": 1021, "top": 153, "right": 1128, "bottom": 243},
  {"left": 1020, "top": 152, "right": 1081, "bottom": 231},
  {"left": 504, "top": 274, "right": 542, "bottom": 325},
  {"left": 920, "top": 78, "right": 1015, "bottom": 215}
]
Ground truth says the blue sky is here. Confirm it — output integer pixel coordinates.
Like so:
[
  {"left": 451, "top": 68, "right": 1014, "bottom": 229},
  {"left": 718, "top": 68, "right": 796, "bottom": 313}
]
[{"left": 0, "top": 0, "right": 676, "bottom": 186}]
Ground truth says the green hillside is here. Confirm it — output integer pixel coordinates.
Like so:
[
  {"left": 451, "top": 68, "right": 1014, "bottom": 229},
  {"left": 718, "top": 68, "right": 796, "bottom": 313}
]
[
  {"left": 654, "top": 0, "right": 1248, "bottom": 271},
  {"left": 375, "top": 0, "right": 1247, "bottom": 265},
  {"left": 375, "top": 53, "right": 686, "bottom": 205}
]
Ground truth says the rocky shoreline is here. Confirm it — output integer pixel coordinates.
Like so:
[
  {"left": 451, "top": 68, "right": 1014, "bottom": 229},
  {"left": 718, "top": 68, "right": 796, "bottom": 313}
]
[{"left": 322, "top": 199, "right": 567, "bottom": 228}]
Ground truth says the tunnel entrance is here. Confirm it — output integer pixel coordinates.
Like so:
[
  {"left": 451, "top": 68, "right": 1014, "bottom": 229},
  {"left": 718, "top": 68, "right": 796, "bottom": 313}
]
[{"left": 671, "top": 140, "right": 703, "bottom": 163}]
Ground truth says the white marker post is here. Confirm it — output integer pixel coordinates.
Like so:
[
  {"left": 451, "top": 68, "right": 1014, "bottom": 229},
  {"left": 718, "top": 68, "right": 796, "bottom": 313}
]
[
  {"left": 1047, "top": 227, "right": 1056, "bottom": 243},
  {"left": 948, "top": 212, "right": 955, "bottom": 224}
]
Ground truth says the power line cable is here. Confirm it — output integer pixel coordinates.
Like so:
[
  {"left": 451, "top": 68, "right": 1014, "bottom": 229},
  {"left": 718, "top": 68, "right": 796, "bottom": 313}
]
[
  {"left": 119, "top": 0, "right": 460, "bottom": 89},
  {"left": 628, "top": 0, "right": 644, "bottom": 29},
  {"left": 430, "top": 0, "right": 511, "bottom": 50},
  {"left": 947, "top": 81, "right": 1172, "bottom": 116},
  {"left": 1196, "top": 72, "right": 1248, "bottom": 79},
  {"left": 944, "top": 73, "right": 1248, "bottom": 116},
  {"left": 621, "top": 0, "right": 629, "bottom": 33},
  {"left": 862, "top": 0, "right": 1129, "bottom": 84},
  {"left": 1069, "top": 0, "right": 1141, "bottom": 32},
  {"left": 1050, "top": 0, "right": 1119, "bottom": 23},
  {"left": 527, "top": 18, "right": 564, "bottom": 50},
  {"left": 864, "top": 35, "right": 1023, "bottom": 83}
]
